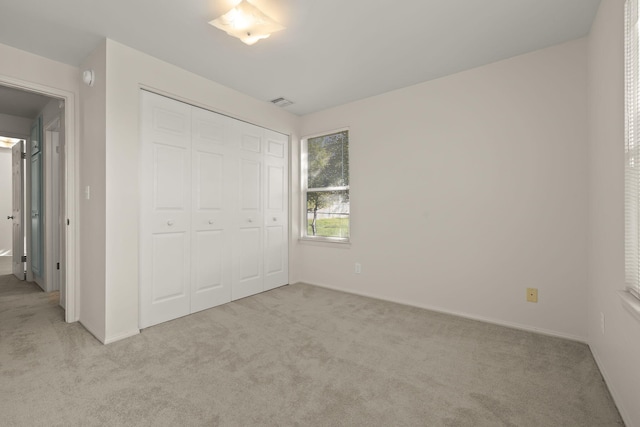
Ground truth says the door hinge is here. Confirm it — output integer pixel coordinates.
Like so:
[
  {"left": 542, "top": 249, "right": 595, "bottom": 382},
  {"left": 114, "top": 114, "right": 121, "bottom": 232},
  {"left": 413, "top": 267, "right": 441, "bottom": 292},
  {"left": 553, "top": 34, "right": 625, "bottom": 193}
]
[
  {"left": 67, "top": 219, "right": 70, "bottom": 225},
  {"left": 21, "top": 255, "right": 26, "bottom": 262},
  {"left": 21, "top": 152, "right": 26, "bottom": 159},
  {"left": 56, "top": 262, "right": 60, "bottom": 270}
]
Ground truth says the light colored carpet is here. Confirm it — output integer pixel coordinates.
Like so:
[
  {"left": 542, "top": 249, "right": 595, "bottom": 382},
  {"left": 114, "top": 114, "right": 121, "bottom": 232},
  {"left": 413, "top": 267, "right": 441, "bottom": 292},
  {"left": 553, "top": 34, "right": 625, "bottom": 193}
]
[
  {"left": 0, "top": 271, "right": 42, "bottom": 297},
  {"left": 0, "top": 256, "right": 13, "bottom": 276},
  {"left": 0, "top": 275, "right": 623, "bottom": 426}
]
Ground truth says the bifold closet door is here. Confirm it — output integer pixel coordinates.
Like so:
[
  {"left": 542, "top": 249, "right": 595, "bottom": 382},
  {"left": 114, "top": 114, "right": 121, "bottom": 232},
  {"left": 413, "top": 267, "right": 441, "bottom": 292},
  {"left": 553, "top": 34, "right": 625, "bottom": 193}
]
[
  {"left": 140, "top": 91, "right": 192, "bottom": 328},
  {"left": 190, "top": 107, "right": 234, "bottom": 312},
  {"left": 233, "top": 122, "right": 265, "bottom": 300},
  {"left": 232, "top": 124, "right": 289, "bottom": 299},
  {"left": 263, "top": 130, "right": 288, "bottom": 291},
  {"left": 141, "top": 91, "right": 289, "bottom": 328}
]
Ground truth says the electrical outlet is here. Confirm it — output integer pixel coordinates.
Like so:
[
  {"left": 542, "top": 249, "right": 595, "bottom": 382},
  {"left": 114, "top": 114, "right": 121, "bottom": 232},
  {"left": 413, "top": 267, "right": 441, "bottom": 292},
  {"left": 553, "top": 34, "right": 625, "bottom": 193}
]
[
  {"left": 354, "top": 263, "right": 361, "bottom": 274},
  {"left": 526, "top": 288, "right": 538, "bottom": 303},
  {"left": 600, "top": 312, "right": 605, "bottom": 335}
]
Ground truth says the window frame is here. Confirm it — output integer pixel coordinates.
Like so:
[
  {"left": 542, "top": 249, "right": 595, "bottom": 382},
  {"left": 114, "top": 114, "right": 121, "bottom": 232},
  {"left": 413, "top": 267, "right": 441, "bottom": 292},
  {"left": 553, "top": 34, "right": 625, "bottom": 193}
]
[
  {"left": 625, "top": 0, "right": 640, "bottom": 302},
  {"left": 300, "top": 128, "right": 350, "bottom": 244}
]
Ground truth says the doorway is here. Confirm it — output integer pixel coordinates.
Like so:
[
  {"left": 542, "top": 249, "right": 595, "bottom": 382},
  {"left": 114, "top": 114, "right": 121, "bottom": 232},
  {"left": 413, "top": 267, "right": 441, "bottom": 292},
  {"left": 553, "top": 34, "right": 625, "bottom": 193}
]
[
  {"left": 0, "top": 79, "right": 77, "bottom": 322},
  {"left": 0, "top": 135, "right": 25, "bottom": 277}
]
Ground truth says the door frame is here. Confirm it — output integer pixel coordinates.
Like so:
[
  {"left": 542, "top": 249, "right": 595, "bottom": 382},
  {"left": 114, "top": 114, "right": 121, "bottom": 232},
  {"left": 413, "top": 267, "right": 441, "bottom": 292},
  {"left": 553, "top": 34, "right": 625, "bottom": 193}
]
[
  {"left": 44, "top": 116, "right": 62, "bottom": 294},
  {"left": 0, "top": 75, "right": 79, "bottom": 323}
]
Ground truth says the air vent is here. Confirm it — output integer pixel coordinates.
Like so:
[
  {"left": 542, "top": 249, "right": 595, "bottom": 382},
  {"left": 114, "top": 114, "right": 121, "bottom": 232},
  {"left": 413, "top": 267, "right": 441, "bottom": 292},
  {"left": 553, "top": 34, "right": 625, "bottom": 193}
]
[{"left": 270, "top": 97, "right": 294, "bottom": 108}]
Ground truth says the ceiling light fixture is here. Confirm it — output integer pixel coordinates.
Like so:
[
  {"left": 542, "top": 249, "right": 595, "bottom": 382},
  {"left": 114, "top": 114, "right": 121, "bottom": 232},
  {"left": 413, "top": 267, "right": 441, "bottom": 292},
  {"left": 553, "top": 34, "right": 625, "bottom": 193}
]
[{"left": 209, "top": 0, "right": 284, "bottom": 46}]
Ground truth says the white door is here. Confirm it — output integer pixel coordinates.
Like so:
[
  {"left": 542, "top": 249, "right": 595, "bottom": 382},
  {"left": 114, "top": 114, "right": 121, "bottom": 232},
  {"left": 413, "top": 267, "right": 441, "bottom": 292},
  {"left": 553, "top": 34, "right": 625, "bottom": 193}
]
[
  {"left": 140, "top": 91, "right": 192, "bottom": 328},
  {"left": 263, "top": 130, "right": 289, "bottom": 291},
  {"left": 190, "top": 107, "right": 234, "bottom": 312},
  {"left": 233, "top": 122, "right": 264, "bottom": 300},
  {"left": 46, "top": 127, "right": 61, "bottom": 293},
  {"left": 52, "top": 131, "right": 61, "bottom": 292},
  {"left": 30, "top": 151, "right": 42, "bottom": 281},
  {"left": 58, "top": 125, "right": 66, "bottom": 309},
  {"left": 11, "top": 141, "right": 24, "bottom": 280},
  {"left": 140, "top": 92, "right": 290, "bottom": 327}
]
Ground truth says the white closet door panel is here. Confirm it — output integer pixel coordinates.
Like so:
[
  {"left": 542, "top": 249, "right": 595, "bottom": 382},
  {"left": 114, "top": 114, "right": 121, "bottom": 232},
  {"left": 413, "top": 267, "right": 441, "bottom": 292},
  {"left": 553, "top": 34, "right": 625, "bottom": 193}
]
[
  {"left": 192, "top": 107, "right": 236, "bottom": 220},
  {"left": 140, "top": 91, "right": 192, "bottom": 328},
  {"left": 232, "top": 123, "right": 265, "bottom": 299},
  {"left": 191, "top": 107, "right": 233, "bottom": 311},
  {"left": 150, "top": 143, "right": 189, "bottom": 236},
  {"left": 266, "top": 136, "right": 286, "bottom": 159},
  {"left": 193, "top": 230, "right": 223, "bottom": 291},
  {"left": 153, "top": 144, "right": 189, "bottom": 210},
  {"left": 240, "top": 159, "right": 261, "bottom": 214},
  {"left": 263, "top": 130, "right": 289, "bottom": 290},
  {"left": 148, "top": 101, "right": 190, "bottom": 147},
  {"left": 195, "top": 152, "right": 223, "bottom": 209},
  {"left": 265, "top": 224, "right": 285, "bottom": 270},
  {"left": 238, "top": 122, "right": 263, "bottom": 219},
  {"left": 148, "top": 232, "right": 190, "bottom": 323},
  {"left": 266, "top": 165, "right": 284, "bottom": 211},
  {"left": 191, "top": 229, "right": 231, "bottom": 312},
  {"left": 233, "top": 226, "right": 263, "bottom": 300},
  {"left": 193, "top": 111, "right": 225, "bottom": 145},
  {"left": 140, "top": 235, "right": 191, "bottom": 329},
  {"left": 239, "top": 228, "right": 261, "bottom": 280},
  {"left": 240, "top": 125, "right": 262, "bottom": 154}
]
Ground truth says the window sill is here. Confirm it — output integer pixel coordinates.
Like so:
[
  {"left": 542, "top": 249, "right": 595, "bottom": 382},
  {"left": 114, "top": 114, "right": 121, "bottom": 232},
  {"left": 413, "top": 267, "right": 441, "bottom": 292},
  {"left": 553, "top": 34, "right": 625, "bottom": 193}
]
[
  {"left": 298, "top": 237, "right": 351, "bottom": 248},
  {"left": 618, "top": 290, "right": 640, "bottom": 324}
]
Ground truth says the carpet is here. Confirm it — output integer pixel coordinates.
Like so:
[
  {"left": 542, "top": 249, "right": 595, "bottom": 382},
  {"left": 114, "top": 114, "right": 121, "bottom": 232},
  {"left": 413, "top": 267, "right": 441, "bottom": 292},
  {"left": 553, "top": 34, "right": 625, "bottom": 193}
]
[{"left": 0, "top": 276, "right": 624, "bottom": 426}]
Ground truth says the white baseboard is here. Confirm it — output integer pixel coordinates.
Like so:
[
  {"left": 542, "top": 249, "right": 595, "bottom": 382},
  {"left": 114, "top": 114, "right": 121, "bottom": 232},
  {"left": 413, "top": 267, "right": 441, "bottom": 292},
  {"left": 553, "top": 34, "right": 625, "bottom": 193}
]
[
  {"left": 79, "top": 320, "right": 106, "bottom": 344},
  {"left": 298, "top": 281, "right": 588, "bottom": 343},
  {"left": 103, "top": 329, "right": 140, "bottom": 345},
  {"left": 589, "top": 345, "right": 631, "bottom": 427},
  {"left": 79, "top": 321, "right": 140, "bottom": 345}
]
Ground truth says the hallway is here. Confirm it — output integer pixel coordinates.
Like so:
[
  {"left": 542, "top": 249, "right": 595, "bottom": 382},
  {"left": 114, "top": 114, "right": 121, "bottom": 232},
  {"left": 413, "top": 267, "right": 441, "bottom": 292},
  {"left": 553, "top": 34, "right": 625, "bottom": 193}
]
[{"left": 0, "top": 265, "right": 43, "bottom": 297}]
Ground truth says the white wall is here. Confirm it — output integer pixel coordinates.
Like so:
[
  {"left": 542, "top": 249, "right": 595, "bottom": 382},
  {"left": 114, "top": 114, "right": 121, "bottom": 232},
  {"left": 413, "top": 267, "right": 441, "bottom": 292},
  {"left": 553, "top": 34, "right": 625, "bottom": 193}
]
[
  {"left": 88, "top": 40, "right": 300, "bottom": 343},
  {"left": 298, "top": 39, "right": 589, "bottom": 341},
  {"left": 587, "top": 0, "right": 640, "bottom": 425},
  {"left": 79, "top": 41, "right": 107, "bottom": 342},
  {"left": 0, "top": 148, "right": 12, "bottom": 255}
]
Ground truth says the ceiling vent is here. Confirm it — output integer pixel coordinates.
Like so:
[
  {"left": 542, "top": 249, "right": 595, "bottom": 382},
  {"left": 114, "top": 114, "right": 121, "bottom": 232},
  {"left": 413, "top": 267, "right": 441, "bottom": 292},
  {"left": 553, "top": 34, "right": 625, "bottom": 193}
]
[{"left": 270, "top": 97, "right": 294, "bottom": 108}]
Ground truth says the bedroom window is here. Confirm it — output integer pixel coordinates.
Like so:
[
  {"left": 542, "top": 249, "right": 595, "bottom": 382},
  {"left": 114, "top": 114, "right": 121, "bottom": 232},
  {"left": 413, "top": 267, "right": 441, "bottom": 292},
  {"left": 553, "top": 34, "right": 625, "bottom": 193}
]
[
  {"left": 301, "top": 129, "right": 350, "bottom": 242},
  {"left": 625, "top": 0, "right": 640, "bottom": 301}
]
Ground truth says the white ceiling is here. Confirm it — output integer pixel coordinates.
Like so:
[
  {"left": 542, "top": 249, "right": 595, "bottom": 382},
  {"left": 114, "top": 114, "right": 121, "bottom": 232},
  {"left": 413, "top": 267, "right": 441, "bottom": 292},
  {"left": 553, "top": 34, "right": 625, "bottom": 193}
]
[{"left": 0, "top": 0, "right": 601, "bottom": 116}]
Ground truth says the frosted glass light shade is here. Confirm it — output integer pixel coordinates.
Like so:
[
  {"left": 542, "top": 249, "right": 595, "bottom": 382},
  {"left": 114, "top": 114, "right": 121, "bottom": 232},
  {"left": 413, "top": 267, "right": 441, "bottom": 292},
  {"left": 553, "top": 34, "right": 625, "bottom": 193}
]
[{"left": 209, "top": 0, "right": 284, "bottom": 45}]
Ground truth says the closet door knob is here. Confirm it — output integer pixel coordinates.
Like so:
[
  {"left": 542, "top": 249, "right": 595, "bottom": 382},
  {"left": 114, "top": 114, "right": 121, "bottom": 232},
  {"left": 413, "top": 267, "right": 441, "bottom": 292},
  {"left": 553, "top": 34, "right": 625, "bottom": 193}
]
[
  {"left": 208, "top": 219, "right": 214, "bottom": 224},
  {"left": 167, "top": 220, "right": 175, "bottom": 226},
  {"left": 273, "top": 217, "right": 277, "bottom": 222},
  {"left": 247, "top": 218, "right": 253, "bottom": 223},
  {"left": 7, "top": 216, "right": 14, "bottom": 220}
]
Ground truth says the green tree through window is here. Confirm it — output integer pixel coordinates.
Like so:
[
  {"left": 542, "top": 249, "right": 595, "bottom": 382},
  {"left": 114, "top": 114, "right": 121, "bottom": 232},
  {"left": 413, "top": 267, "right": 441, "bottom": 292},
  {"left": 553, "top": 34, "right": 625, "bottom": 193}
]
[{"left": 305, "top": 130, "right": 349, "bottom": 239}]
